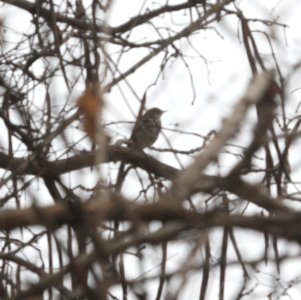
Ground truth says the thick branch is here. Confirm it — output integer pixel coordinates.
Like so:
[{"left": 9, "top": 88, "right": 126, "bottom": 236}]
[
  {"left": 0, "top": 145, "right": 290, "bottom": 213},
  {"left": 0, "top": 198, "right": 298, "bottom": 242}
]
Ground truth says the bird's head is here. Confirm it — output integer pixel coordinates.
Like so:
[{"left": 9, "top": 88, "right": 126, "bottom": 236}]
[{"left": 145, "top": 108, "right": 165, "bottom": 120}]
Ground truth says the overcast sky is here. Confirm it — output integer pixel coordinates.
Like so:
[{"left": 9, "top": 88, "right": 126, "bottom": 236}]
[{"left": 2, "top": 1, "right": 301, "bottom": 299}]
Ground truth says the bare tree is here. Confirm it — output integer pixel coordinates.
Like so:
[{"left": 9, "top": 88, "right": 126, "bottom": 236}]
[{"left": 0, "top": 0, "right": 300, "bottom": 299}]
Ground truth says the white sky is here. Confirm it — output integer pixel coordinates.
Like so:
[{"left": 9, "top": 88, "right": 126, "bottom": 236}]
[{"left": 2, "top": 0, "right": 301, "bottom": 299}]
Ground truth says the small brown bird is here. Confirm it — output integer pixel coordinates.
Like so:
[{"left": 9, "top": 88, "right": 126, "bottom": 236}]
[{"left": 131, "top": 108, "right": 165, "bottom": 150}]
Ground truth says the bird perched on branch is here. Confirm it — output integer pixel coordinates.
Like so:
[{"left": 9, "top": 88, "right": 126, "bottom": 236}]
[{"left": 130, "top": 108, "right": 165, "bottom": 150}]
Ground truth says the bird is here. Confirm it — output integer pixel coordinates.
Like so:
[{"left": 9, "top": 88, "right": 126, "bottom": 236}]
[{"left": 130, "top": 108, "right": 165, "bottom": 150}]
